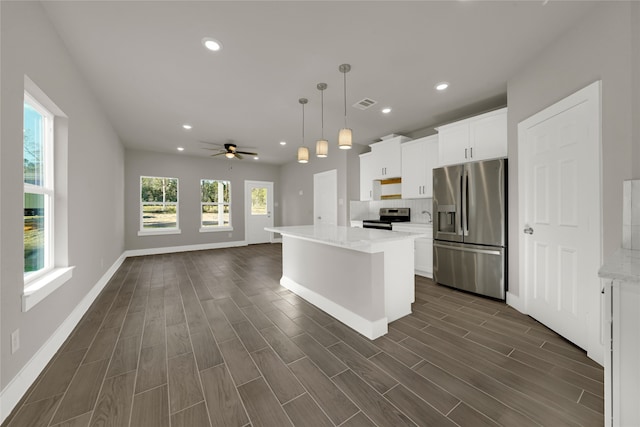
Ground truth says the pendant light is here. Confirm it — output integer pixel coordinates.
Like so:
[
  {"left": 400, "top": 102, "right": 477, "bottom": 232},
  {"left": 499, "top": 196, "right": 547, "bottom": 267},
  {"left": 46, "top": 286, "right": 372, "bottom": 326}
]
[
  {"left": 338, "top": 63, "right": 352, "bottom": 149},
  {"left": 297, "top": 98, "right": 309, "bottom": 163},
  {"left": 316, "top": 83, "right": 329, "bottom": 158}
]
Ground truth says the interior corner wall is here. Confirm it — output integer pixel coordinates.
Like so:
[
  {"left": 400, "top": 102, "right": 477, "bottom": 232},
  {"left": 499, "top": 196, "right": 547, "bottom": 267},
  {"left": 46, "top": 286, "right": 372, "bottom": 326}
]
[
  {"left": 0, "top": 0, "right": 125, "bottom": 393},
  {"left": 633, "top": 2, "right": 640, "bottom": 178},
  {"left": 506, "top": 1, "right": 635, "bottom": 297},
  {"left": 279, "top": 144, "right": 361, "bottom": 227},
  {"left": 124, "top": 149, "right": 280, "bottom": 251}
]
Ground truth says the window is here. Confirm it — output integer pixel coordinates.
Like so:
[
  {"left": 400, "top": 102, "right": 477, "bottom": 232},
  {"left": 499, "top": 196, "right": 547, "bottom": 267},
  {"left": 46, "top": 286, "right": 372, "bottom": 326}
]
[
  {"left": 22, "top": 80, "right": 73, "bottom": 312},
  {"left": 139, "top": 176, "right": 180, "bottom": 235},
  {"left": 251, "top": 186, "right": 268, "bottom": 215},
  {"left": 200, "top": 179, "right": 232, "bottom": 231},
  {"left": 24, "top": 92, "right": 54, "bottom": 279}
]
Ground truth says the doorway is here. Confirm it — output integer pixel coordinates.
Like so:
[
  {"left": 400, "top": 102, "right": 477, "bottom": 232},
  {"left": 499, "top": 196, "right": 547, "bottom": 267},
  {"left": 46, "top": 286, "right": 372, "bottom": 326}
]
[
  {"left": 313, "top": 169, "right": 337, "bottom": 225},
  {"left": 518, "top": 81, "right": 602, "bottom": 361},
  {"left": 245, "top": 180, "right": 274, "bottom": 244}
]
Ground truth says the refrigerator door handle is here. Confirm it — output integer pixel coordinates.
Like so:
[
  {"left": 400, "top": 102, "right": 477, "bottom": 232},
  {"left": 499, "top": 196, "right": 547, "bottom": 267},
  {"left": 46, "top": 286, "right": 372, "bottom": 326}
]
[
  {"left": 462, "top": 171, "right": 469, "bottom": 236},
  {"left": 459, "top": 175, "right": 464, "bottom": 235},
  {"left": 434, "top": 242, "right": 502, "bottom": 256}
]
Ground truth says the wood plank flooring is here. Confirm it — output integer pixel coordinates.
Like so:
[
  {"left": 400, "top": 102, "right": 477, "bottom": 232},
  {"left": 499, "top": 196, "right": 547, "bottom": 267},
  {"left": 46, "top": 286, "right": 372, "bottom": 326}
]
[{"left": 2, "top": 244, "right": 603, "bottom": 427}]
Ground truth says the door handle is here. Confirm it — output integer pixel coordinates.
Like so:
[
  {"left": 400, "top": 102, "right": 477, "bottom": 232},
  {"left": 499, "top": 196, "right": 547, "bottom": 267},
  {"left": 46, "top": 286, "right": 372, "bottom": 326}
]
[
  {"left": 523, "top": 226, "right": 534, "bottom": 235},
  {"left": 465, "top": 148, "right": 467, "bottom": 159}
]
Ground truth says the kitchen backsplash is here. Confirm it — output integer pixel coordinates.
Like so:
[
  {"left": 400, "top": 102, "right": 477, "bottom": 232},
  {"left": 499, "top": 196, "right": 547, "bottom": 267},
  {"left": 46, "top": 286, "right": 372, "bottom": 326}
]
[
  {"left": 623, "top": 179, "right": 640, "bottom": 250},
  {"left": 350, "top": 198, "right": 432, "bottom": 223}
]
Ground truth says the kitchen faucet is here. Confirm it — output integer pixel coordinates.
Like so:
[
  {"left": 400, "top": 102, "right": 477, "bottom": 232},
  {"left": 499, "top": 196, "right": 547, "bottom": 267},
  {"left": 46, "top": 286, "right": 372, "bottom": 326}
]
[{"left": 422, "top": 211, "right": 432, "bottom": 224}]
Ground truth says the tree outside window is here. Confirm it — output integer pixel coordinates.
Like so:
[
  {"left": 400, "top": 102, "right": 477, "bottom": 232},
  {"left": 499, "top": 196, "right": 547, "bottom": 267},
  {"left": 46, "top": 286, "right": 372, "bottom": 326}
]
[
  {"left": 140, "top": 176, "right": 179, "bottom": 231},
  {"left": 201, "top": 179, "right": 231, "bottom": 229}
]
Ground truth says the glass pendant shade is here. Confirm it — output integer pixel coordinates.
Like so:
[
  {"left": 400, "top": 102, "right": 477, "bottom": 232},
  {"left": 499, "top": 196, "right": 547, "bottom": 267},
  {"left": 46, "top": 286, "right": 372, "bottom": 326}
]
[
  {"left": 225, "top": 152, "right": 235, "bottom": 159},
  {"left": 316, "top": 139, "right": 328, "bottom": 157},
  {"left": 338, "top": 128, "right": 352, "bottom": 149},
  {"left": 297, "top": 146, "right": 309, "bottom": 163}
]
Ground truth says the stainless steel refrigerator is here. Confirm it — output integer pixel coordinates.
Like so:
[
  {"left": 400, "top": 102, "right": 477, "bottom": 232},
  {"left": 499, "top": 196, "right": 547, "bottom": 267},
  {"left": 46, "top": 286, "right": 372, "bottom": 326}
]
[{"left": 432, "top": 158, "right": 507, "bottom": 300}]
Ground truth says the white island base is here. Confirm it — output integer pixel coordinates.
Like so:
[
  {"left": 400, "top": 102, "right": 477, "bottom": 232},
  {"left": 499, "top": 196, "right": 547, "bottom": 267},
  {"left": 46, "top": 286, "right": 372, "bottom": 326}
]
[{"left": 266, "top": 225, "right": 423, "bottom": 339}]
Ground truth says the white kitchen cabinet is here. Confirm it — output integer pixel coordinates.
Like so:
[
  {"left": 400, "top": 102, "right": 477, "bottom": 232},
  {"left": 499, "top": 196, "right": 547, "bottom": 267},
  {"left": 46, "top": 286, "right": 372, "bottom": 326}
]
[
  {"left": 360, "top": 135, "right": 410, "bottom": 201},
  {"left": 602, "top": 278, "right": 640, "bottom": 427},
  {"left": 359, "top": 152, "right": 375, "bottom": 201},
  {"left": 369, "top": 135, "right": 411, "bottom": 179},
  {"left": 437, "top": 107, "right": 507, "bottom": 166},
  {"left": 401, "top": 135, "right": 438, "bottom": 199},
  {"left": 393, "top": 224, "right": 433, "bottom": 278},
  {"left": 599, "top": 248, "right": 640, "bottom": 427}
]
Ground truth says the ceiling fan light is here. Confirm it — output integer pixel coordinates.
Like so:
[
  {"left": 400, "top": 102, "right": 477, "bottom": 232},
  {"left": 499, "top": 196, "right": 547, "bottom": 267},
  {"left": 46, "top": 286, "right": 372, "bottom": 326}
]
[
  {"left": 298, "top": 147, "right": 309, "bottom": 163},
  {"left": 316, "top": 139, "right": 328, "bottom": 157},
  {"left": 338, "top": 128, "right": 352, "bottom": 149},
  {"left": 225, "top": 152, "right": 235, "bottom": 159}
]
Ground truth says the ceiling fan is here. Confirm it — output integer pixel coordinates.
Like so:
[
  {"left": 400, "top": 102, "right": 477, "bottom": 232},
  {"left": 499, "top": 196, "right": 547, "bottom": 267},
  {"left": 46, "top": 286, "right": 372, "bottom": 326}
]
[{"left": 201, "top": 142, "right": 258, "bottom": 160}]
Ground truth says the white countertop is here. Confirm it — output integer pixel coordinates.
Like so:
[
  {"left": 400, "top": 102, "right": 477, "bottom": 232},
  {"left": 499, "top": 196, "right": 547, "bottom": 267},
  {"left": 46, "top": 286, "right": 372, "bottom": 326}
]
[
  {"left": 266, "top": 225, "right": 426, "bottom": 252},
  {"left": 598, "top": 248, "right": 640, "bottom": 285}
]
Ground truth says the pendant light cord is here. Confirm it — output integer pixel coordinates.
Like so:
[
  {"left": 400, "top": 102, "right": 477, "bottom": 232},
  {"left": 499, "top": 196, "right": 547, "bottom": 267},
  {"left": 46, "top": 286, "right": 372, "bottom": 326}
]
[
  {"left": 302, "top": 102, "right": 305, "bottom": 145},
  {"left": 343, "top": 71, "right": 347, "bottom": 128},
  {"left": 321, "top": 89, "right": 325, "bottom": 139}
]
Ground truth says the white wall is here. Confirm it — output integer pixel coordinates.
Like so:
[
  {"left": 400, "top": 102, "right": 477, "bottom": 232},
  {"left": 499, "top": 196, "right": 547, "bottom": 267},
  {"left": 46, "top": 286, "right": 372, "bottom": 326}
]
[
  {"left": 124, "top": 149, "right": 280, "bottom": 250},
  {"left": 1, "top": 0, "right": 125, "bottom": 392},
  {"left": 506, "top": 1, "right": 639, "bottom": 297},
  {"left": 279, "top": 143, "right": 367, "bottom": 227}
]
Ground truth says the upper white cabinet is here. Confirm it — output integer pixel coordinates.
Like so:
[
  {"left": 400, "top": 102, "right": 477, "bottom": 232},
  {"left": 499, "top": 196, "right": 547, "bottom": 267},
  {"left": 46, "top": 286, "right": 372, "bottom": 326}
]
[
  {"left": 369, "top": 135, "right": 410, "bottom": 179},
  {"left": 359, "top": 152, "right": 375, "bottom": 201},
  {"left": 359, "top": 135, "right": 410, "bottom": 201},
  {"left": 401, "top": 135, "right": 438, "bottom": 199},
  {"left": 437, "top": 107, "right": 507, "bottom": 166}
]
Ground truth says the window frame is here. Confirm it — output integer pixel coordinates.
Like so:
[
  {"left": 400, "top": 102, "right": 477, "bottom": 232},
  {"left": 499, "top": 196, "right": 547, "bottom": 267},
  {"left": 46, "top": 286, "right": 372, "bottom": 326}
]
[
  {"left": 22, "top": 78, "right": 74, "bottom": 312},
  {"left": 23, "top": 91, "right": 55, "bottom": 284},
  {"left": 199, "top": 178, "right": 233, "bottom": 232},
  {"left": 138, "top": 175, "right": 181, "bottom": 236}
]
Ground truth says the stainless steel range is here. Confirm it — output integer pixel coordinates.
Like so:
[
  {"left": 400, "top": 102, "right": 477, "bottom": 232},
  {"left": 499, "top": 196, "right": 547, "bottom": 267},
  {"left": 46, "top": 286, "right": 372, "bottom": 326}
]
[{"left": 362, "top": 208, "right": 411, "bottom": 230}]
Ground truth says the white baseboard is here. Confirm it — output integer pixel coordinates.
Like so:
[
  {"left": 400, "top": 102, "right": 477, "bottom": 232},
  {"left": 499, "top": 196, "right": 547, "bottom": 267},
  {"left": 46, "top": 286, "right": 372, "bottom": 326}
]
[
  {"left": 0, "top": 253, "right": 127, "bottom": 424},
  {"left": 506, "top": 291, "right": 526, "bottom": 314},
  {"left": 124, "top": 240, "right": 247, "bottom": 257},
  {"left": 280, "top": 276, "right": 388, "bottom": 339}
]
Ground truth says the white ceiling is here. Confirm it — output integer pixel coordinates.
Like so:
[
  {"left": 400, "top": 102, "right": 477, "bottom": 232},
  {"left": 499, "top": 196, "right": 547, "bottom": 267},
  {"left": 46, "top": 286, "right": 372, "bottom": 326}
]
[{"left": 41, "top": 1, "right": 597, "bottom": 165}]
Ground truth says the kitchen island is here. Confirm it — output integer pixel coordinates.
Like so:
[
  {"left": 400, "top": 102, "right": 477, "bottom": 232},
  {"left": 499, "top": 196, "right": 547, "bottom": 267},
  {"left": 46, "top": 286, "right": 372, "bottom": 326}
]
[{"left": 265, "top": 225, "right": 426, "bottom": 339}]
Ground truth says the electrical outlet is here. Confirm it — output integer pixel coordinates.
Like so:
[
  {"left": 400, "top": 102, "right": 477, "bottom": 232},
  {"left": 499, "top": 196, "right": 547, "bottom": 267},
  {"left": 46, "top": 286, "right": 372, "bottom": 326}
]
[
  {"left": 228, "top": 232, "right": 232, "bottom": 238},
  {"left": 11, "top": 329, "right": 20, "bottom": 354}
]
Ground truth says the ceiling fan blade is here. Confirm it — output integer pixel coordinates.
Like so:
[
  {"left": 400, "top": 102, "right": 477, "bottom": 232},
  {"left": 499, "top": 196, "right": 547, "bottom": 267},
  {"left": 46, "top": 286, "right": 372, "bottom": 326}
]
[
  {"left": 236, "top": 150, "right": 258, "bottom": 156},
  {"left": 200, "top": 140, "right": 226, "bottom": 147},
  {"left": 202, "top": 147, "right": 223, "bottom": 151},
  {"left": 210, "top": 152, "right": 226, "bottom": 157},
  {"left": 234, "top": 153, "right": 244, "bottom": 159}
]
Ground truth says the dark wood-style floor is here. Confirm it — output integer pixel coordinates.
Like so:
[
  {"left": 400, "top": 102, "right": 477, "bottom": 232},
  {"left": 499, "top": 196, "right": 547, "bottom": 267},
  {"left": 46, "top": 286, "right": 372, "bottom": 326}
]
[{"left": 3, "top": 244, "right": 604, "bottom": 427}]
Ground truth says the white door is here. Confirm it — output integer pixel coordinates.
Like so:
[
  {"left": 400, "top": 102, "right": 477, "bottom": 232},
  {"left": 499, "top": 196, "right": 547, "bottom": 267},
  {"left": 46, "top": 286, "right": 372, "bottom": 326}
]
[
  {"left": 245, "top": 180, "right": 274, "bottom": 244},
  {"left": 518, "top": 81, "right": 601, "bottom": 356},
  {"left": 314, "top": 169, "right": 337, "bottom": 225}
]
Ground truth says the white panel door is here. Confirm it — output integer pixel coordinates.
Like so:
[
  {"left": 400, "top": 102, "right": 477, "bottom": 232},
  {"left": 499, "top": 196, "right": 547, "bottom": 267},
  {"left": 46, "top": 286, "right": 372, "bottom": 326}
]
[
  {"left": 314, "top": 169, "right": 337, "bottom": 225},
  {"left": 245, "top": 180, "right": 274, "bottom": 244},
  {"left": 518, "top": 82, "right": 601, "bottom": 354}
]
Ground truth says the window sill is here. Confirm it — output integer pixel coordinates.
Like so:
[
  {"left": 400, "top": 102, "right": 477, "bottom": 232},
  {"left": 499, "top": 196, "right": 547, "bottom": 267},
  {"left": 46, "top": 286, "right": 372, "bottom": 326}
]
[
  {"left": 138, "top": 228, "right": 181, "bottom": 236},
  {"left": 23, "top": 266, "right": 75, "bottom": 312},
  {"left": 199, "top": 226, "right": 233, "bottom": 233}
]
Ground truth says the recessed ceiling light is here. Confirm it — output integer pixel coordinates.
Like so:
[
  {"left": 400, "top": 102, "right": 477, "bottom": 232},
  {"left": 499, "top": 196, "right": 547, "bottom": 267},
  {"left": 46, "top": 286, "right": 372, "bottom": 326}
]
[
  {"left": 177, "top": 147, "right": 185, "bottom": 151},
  {"left": 435, "top": 82, "right": 449, "bottom": 91},
  {"left": 253, "top": 156, "right": 259, "bottom": 160},
  {"left": 201, "top": 37, "right": 222, "bottom": 52},
  {"left": 381, "top": 107, "right": 392, "bottom": 114},
  {"left": 182, "top": 124, "right": 192, "bottom": 130},
  {"left": 280, "top": 141, "right": 287, "bottom": 146}
]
